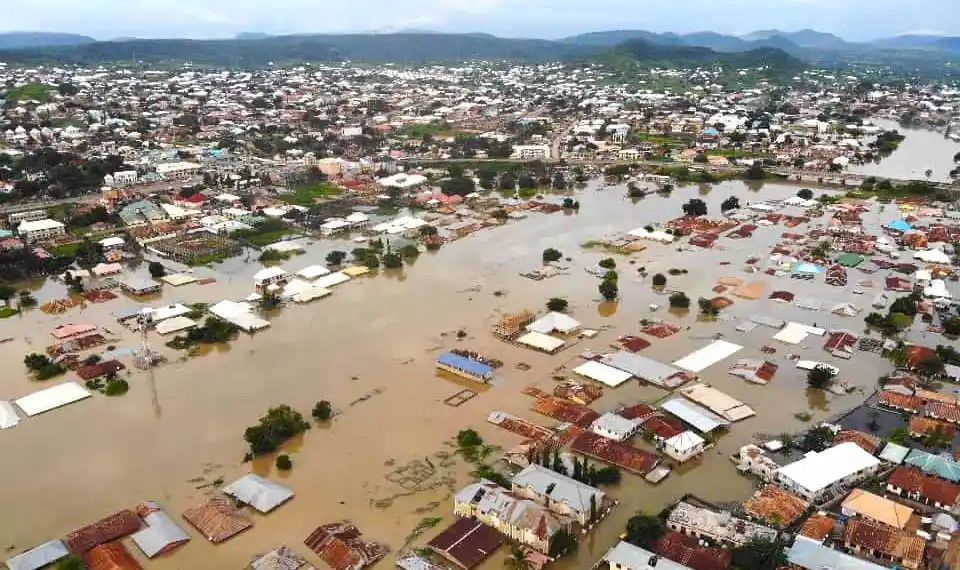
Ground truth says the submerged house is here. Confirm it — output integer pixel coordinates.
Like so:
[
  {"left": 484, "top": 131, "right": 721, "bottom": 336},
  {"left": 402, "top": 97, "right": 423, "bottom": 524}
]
[{"left": 436, "top": 352, "right": 495, "bottom": 383}]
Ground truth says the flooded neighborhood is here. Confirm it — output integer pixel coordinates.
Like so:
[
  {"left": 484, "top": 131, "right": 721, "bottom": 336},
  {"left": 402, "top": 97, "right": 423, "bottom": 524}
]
[{"left": 0, "top": 20, "right": 960, "bottom": 570}]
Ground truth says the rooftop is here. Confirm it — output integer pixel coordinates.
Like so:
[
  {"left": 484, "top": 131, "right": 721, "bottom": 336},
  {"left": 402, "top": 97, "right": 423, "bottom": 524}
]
[{"left": 775, "top": 442, "right": 881, "bottom": 494}]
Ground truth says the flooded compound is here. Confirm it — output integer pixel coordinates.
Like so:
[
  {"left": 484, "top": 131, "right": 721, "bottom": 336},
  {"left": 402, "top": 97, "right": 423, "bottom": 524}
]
[{"left": 0, "top": 177, "right": 949, "bottom": 569}]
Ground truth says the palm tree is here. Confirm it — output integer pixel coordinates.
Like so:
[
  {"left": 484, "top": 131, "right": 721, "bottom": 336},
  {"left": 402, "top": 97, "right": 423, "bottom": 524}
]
[{"left": 504, "top": 545, "right": 533, "bottom": 570}]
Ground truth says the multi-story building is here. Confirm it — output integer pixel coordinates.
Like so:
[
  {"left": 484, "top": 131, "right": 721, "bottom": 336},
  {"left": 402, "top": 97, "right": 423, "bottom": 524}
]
[
  {"left": 775, "top": 442, "right": 881, "bottom": 501},
  {"left": 8, "top": 210, "right": 47, "bottom": 225},
  {"left": 453, "top": 480, "right": 567, "bottom": 554},
  {"left": 511, "top": 144, "right": 550, "bottom": 160},
  {"left": 510, "top": 464, "right": 606, "bottom": 526},
  {"left": 17, "top": 219, "right": 66, "bottom": 242},
  {"left": 666, "top": 501, "right": 777, "bottom": 547}
]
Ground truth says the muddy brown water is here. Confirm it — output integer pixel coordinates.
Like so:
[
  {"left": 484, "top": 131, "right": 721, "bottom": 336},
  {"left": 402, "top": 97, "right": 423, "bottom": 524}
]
[
  {"left": 850, "top": 119, "right": 960, "bottom": 183},
  {"left": 0, "top": 178, "right": 949, "bottom": 569}
]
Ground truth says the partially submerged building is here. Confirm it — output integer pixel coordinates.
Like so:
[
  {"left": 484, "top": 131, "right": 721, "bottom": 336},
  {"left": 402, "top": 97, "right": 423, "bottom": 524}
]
[
  {"left": 666, "top": 501, "right": 777, "bottom": 547},
  {"left": 436, "top": 352, "right": 495, "bottom": 383},
  {"left": 774, "top": 442, "right": 881, "bottom": 501}
]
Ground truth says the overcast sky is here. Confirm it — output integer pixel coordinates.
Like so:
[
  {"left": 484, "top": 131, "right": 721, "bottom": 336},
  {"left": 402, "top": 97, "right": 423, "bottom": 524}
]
[{"left": 2, "top": 0, "right": 957, "bottom": 41}]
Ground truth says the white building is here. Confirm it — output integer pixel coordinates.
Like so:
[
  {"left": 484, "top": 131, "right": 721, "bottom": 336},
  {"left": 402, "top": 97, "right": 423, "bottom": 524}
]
[
  {"left": 511, "top": 144, "right": 551, "bottom": 160},
  {"left": 8, "top": 209, "right": 47, "bottom": 224},
  {"left": 663, "top": 431, "right": 707, "bottom": 463},
  {"left": 253, "top": 267, "right": 289, "bottom": 292},
  {"left": 591, "top": 413, "right": 641, "bottom": 442},
  {"left": 377, "top": 172, "right": 427, "bottom": 189},
  {"left": 155, "top": 161, "right": 202, "bottom": 180},
  {"left": 107, "top": 170, "right": 139, "bottom": 187},
  {"left": 604, "top": 541, "right": 693, "bottom": 570},
  {"left": 17, "top": 219, "right": 65, "bottom": 242},
  {"left": 510, "top": 464, "right": 605, "bottom": 525},
  {"left": 775, "top": 442, "right": 881, "bottom": 501}
]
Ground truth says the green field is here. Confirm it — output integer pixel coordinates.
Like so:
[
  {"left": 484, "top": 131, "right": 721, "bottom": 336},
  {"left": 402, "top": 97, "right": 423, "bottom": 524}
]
[
  {"left": 50, "top": 242, "right": 81, "bottom": 257},
  {"left": 4, "top": 83, "right": 51, "bottom": 102},
  {"left": 279, "top": 183, "right": 342, "bottom": 206}
]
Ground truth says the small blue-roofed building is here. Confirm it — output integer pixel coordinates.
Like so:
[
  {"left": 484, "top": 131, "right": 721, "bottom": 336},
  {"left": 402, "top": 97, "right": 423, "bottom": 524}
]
[
  {"left": 889, "top": 219, "right": 913, "bottom": 232},
  {"left": 436, "top": 352, "right": 495, "bottom": 383}
]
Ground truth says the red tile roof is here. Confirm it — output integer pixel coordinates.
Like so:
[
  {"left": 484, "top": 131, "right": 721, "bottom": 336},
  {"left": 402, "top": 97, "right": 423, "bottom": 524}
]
[
  {"left": 924, "top": 402, "right": 960, "bottom": 423},
  {"left": 65, "top": 510, "right": 142, "bottom": 553},
  {"left": 889, "top": 466, "right": 960, "bottom": 506},
  {"left": 619, "top": 404, "right": 657, "bottom": 422},
  {"left": 742, "top": 485, "right": 808, "bottom": 528},
  {"left": 799, "top": 514, "right": 836, "bottom": 542},
  {"left": 908, "top": 416, "right": 956, "bottom": 438},
  {"left": 879, "top": 391, "right": 924, "bottom": 413},
  {"left": 182, "top": 495, "right": 253, "bottom": 544},
  {"left": 844, "top": 517, "right": 925, "bottom": 569},
  {"left": 656, "top": 531, "right": 732, "bottom": 570},
  {"left": 76, "top": 360, "right": 126, "bottom": 381},
  {"left": 530, "top": 397, "right": 600, "bottom": 428},
  {"left": 571, "top": 431, "right": 660, "bottom": 474},
  {"left": 83, "top": 541, "right": 143, "bottom": 570},
  {"left": 642, "top": 415, "right": 686, "bottom": 440},
  {"left": 833, "top": 429, "right": 882, "bottom": 454}
]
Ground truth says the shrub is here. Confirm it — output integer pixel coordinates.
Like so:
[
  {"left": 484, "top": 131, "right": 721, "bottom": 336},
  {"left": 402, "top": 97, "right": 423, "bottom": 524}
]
[
  {"left": 599, "top": 280, "right": 619, "bottom": 301},
  {"left": 542, "top": 248, "right": 563, "bottom": 264},
  {"left": 148, "top": 261, "right": 166, "bottom": 278},
  {"left": 244, "top": 405, "right": 311, "bottom": 455},
  {"left": 325, "top": 250, "right": 347, "bottom": 265},
  {"left": 381, "top": 252, "right": 402, "bottom": 268},
  {"left": 546, "top": 297, "right": 569, "bottom": 312},
  {"left": 669, "top": 292, "right": 690, "bottom": 308},
  {"left": 598, "top": 258, "right": 616, "bottom": 269},
  {"left": 457, "top": 428, "right": 483, "bottom": 448},
  {"left": 276, "top": 454, "right": 293, "bottom": 470},
  {"left": 652, "top": 273, "right": 667, "bottom": 287},
  {"left": 312, "top": 400, "right": 332, "bottom": 421}
]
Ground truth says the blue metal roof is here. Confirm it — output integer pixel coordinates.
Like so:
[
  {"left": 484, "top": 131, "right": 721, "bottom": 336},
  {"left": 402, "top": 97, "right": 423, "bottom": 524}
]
[{"left": 436, "top": 352, "right": 494, "bottom": 377}]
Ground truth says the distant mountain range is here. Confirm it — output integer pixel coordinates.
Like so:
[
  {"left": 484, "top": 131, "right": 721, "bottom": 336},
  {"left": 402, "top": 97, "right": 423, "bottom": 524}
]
[
  {"left": 0, "top": 28, "right": 955, "bottom": 70},
  {"left": 0, "top": 32, "right": 95, "bottom": 50}
]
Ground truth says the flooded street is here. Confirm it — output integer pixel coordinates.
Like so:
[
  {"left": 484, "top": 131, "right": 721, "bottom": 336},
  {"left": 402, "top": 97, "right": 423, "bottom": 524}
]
[
  {"left": 851, "top": 119, "right": 960, "bottom": 183},
  {"left": 0, "top": 175, "right": 942, "bottom": 568}
]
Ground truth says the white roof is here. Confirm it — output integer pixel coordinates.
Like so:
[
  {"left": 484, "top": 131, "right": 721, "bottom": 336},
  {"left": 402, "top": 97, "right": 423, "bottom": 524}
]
[
  {"left": 14, "top": 382, "right": 91, "bottom": 417},
  {"left": 776, "top": 442, "right": 881, "bottom": 494},
  {"left": 98, "top": 236, "right": 126, "bottom": 248},
  {"left": 0, "top": 400, "right": 20, "bottom": 429},
  {"left": 131, "top": 507, "right": 190, "bottom": 558},
  {"left": 378, "top": 172, "right": 427, "bottom": 188},
  {"left": 665, "top": 430, "right": 706, "bottom": 452},
  {"left": 5, "top": 540, "right": 70, "bottom": 570},
  {"left": 92, "top": 262, "right": 123, "bottom": 276},
  {"left": 18, "top": 218, "right": 65, "bottom": 233},
  {"left": 604, "top": 541, "right": 693, "bottom": 570},
  {"left": 526, "top": 312, "right": 582, "bottom": 334},
  {"left": 214, "top": 192, "right": 241, "bottom": 202},
  {"left": 627, "top": 227, "right": 675, "bottom": 243},
  {"left": 680, "top": 383, "right": 755, "bottom": 421},
  {"left": 346, "top": 212, "right": 369, "bottom": 223},
  {"left": 574, "top": 360, "right": 633, "bottom": 387},
  {"left": 291, "top": 286, "right": 332, "bottom": 303},
  {"left": 915, "top": 249, "right": 950, "bottom": 264},
  {"left": 924, "top": 280, "right": 952, "bottom": 299},
  {"left": 312, "top": 271, "right": 351, "bottom": 289},
  {"left": 673, "top": 340, "right": 742, "bottom": 373},
  {"left": 253, "top": 266, "right": 289, "bottom": 282},
  {"left": 223, "top": 473, "right": 294, "bottom": 513},
  {"left": 148, "top": 303, "right": 191, "bottom": 322},
  {"left": 592, "top": 412, "right": 639, "bottom": 435},
  {"left": 209, "top": 300, "right": 270, "bottom": 332},
  {"left": 511, "top": 464, "right": 604, "bottom": 516},
  {"left": 773, "top": 322, "right": 825, "bottom": 344},
  {"left": 296, "top": 265, "right": 331, "bottom": 280},
  {"left": 160, "top": 273, "right": 199, "bottom": 286},
  {"left": 155, "top": 316, "right": 197, "bottom": 335},
  {"left": 516, "top": 331, "right": 566, "bottom": 352}
]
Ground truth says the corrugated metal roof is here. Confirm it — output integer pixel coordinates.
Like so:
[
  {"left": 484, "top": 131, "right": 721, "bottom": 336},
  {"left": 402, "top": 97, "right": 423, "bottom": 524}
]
[
  {"left": 661, "top": 398, "right": 728, "bottom": 433},
  {"left": 222, "top": 474, "right": 294, "bottom": 514},
  {"left": 436, "top": 352, "right": 494, "bottom": 378},
  {"left": 5, "top": 540, "right": 70, "bottom": 570}
]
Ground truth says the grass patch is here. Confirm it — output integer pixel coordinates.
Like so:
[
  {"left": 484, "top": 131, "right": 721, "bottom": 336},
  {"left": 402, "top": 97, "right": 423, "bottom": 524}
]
[
  {"left": 581, "top": 240, "right": 623, "bottom": 253},
  {"left": 279, "top": 183, "right": 341, "bottom": 206},
  {"left": 240, "top": 229, "right": 295, "bottom": 247},
  {"left": 0, "top": 307, "right": 18, "bottom": 319},
  {"left": 50, "top": 242, "right": 81, "bottom": 257},
  {"left": 4, "top": 83, "right": 50, "bottom": 102},
  {"left": 187, "top": 252, "right": 235, "bottom": 266}
]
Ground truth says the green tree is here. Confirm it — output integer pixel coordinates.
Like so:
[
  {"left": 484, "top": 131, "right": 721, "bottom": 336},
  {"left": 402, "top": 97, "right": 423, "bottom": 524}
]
[
  {"left": 381, "top": 252, "right": 402, "bottom": 269},
  {"left": 625, "top": 514, "right": 665, "bottom": 548},
  {"left": 504, "top": 545, "right": 534, "bottom": 570},
  {"left": 0, "top": 281, "right": 16, "bottom": 303},
  {"left": 599, "top": 279, "right": 619, "bottom": 301},
  {"left": 312, "top": 400, "right": 332, "bottom": 420},
  {"left": 682, "top": 198, "right": 708, "bottom": 216},
  {"left": 24, "top": 353, "right": 52, "bottom": 371},
  {"left": 400, "top": 244, "right": 420, "bottom": 259},
  {"left": 243, "top": 405, "right": 311, "bottom": 455},
  {"left": 590, "top": 465, "right": 621, "bottom": 485},
  {"left": 598, "top": 258, "right": 616, "bottom": 270},
  {"left": 56, "top": 555, "right": 87, "bottom": 570},
  {"left": 418, "top": 225, "right": 439, "bottom": 237},
  {"left": 548, "top": 528, "right": 578, "bottom": 558},
  {"left": 542, "top": 248, "right": 563, "bottom": 264},
  {"left": 325, "top": 250, "right": 347, "bottom": 265},
  {"left": 669, "top": 292, "right": 691, "bottom": 308},
  {"left": 276, "top": 454, "right": 293, "bottom": 470},
  {"left": 918, "top": 355, "right": 945, "bottom": 379},
  {"left": 698, "top": 297, "right": 719, "bottom": 316},
  {"left": 457, "top": 428, "right": 483, "bottom": 448},
  {"left": 546, "top": 298, "right": 569, "bottom": 312},
  {"left": 721, "top": 196, "right": 741, "bottom": 212},
  {"left": 888, "top": 427, "right": 912, "bottom": 446},
  {"left": 745, "top": 163, "right": 767, "bottom": 180},
  {"left": 796, "top": 189, "right": 814, "bottom": 200},
  {"left": 924, "top": 427, "right": 953, "bottom": 449},
  {"left": 148, "top": 261, "right": 166, "bottom": 278},
  {"left": 807, "top": 365, "right": 836, "bottom": 389},
  {"left": 652, "top": 273, "right": 667, "bottom": 287},
  {"left": 693, "top": 153, "right": 708, "bottom": 163},
  {"left": 731, "top": 537, "right": 788, "bottom": 570}
]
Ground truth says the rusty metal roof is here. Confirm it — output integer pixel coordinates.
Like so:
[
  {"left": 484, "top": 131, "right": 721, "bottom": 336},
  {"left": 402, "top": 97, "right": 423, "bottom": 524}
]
[
  {"left": 427, "top": 517, "right": 504, "bottom": 570},
  {"left": 742, "top": 485, "right": 809, "bottom": 528},
  {"left": 65, "top": 510, "right": 142, "bottom": 553},
  {"left": 304, "top": 522, "right": 387, "bottom": 570},
  {"left": 83, "top": 541, "right": 143, "bottom": 570},
  {"left": 182, "top": 495, "right": 253, "bottom": 544}
]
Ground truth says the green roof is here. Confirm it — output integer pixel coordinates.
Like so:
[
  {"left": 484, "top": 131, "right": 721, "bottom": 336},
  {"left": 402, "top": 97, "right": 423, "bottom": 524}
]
[
  {"left": 905, "top": 449, "right": 960, "bottom": 482},
  {"left": 836, "top": 253, "right": 864, "bottom": 267}
]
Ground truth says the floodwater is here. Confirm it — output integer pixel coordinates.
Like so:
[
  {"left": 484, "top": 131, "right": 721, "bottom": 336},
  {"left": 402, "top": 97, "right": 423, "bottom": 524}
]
[
  {"left": 850, "top": 119, "right": 960, "bottom": 183},
  {"left": 0, "top": 176, "right": 948, "bottom": 569}
]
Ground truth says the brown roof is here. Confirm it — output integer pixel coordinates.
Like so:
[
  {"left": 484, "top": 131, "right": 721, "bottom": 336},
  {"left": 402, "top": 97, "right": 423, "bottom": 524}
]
[
  {"left": 182, "top": 495, "right": 253, "bottom": 544},
  {"left": 889, "top": 466, "right": 960, "bottom": 506},
  {"left": 618, "top": 335, "right": 651, "bottom": 352},
  {"left": 76, "top": 360, "right": 126, "bottom": 381},
  {"left": 427, "top": 517, "right": 505, "bottom": 570},
  {"left": 908, "top": 416, "right": 956, "bottom": 438},
  {"left": 833, "top": 429, "right": 883, "bottom": 454},
  {"left": 799, "top": 514, "right": 836, "bottom": 542},
  {"left": 571, "top": 431, "right": 660, "bottom": 474},
  {"left": 642, "top": 415, "right": 686, "bottom": 440},
  {"left": 916, "top": 389, "right": 960, "bottom": 406},
  {"left": 879, "top": 391, "right": 924, "bottom": 412},
  {"left": 530, "top": 397, "right": 600, "bottom": 428},
  {"left": 925, "top": 401, "right": 960, "bottom": 423},
  {"left": 65, "top": 510, "right": 142, "bottom": 553},
  {"left": 83, "top": 541, "right": 143, "bottom": 570},
  {"left": 742, "top": 485, "right": 809, "bottom": 528},
  {"left": 656, "top": 531, "right": 732, "bottom": 570},
  {"left": 907, "top": 345, "right": 937, "bottom": 370},
  {"left": 620, "top": 404, "right": 657, "bottom": 422},
  {"left": 844, "top": 518, "right": 925, "bottom": 569},
  {"left": 304, "top": 522, "right": 388, "bottom": 570}
]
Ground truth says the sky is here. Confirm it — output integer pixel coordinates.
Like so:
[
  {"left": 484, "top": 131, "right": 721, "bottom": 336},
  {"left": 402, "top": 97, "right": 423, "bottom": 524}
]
[{"left": 1, "top": 0, "right": 957, "bottom": 41}]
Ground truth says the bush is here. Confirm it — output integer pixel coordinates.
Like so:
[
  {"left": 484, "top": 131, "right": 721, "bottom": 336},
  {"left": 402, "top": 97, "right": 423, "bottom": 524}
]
[
  {"left": 312, "top": 400, "right": 332, "bottom": 421},
  {"left": 698, "top": 297, "right": 719, "bottom": 316},
  {"left": 104, "top": 377, "right": 129, "bottom": 396},
  {"left": 276, "top": 454, "right": 293, "bottom": 470},
  {"left": 669, "top": 292, "right": 690, "bottom": 308},
  {"left": 599, "top": 279, "right": 618, "bottom": 301},
  {"left": 457, "top": 428, "right": 483, "bottom": 448},
  {"left": 381, "top": 252, "right": 402, "bottom": 268},
  {"left": 682, "top": 198, "right": 708, "bottom": 216},
  {"left": 598, "top": 258, "right": 616, "bottom": 269},
  {"left": 807, "top": 365, "right": 836, "bottom": 389},
  {"left": 325, "top": 250, "right": 347, "bottom": 265},
  {"left": 721, "top": 196, "right": 740, "bottom": 212},
  {"left": 244, "top": 405, "right": 311, "bottom": 455},
  {"left": 546, "top": 297, "right": 569, "bottom": 312},
  {"left": 796, "top": 188, "right": 814, "bottom": 199},
  {"left": 148, "top": 261, "right": 166, "bottom": 278},
  {"left": 542, "top": 248, "right": 563, "bottom": 264},
  {"left": 604, "top": 270, "right": 618, "bottom": 282},
  {"left": 400, "top": 244, "right": 420, "bottom": 259},
  {"left": 652, "top": 273, "right": 667, "bottom": 287}
]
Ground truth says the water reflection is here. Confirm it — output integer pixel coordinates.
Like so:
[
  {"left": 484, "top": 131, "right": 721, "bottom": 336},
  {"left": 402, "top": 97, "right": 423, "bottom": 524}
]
[
  {"left": 805, "top": 387, "right": 830, "bottom": 411},
  {"left": 597, "top": 300, "right": 618, "bottom": 317}
]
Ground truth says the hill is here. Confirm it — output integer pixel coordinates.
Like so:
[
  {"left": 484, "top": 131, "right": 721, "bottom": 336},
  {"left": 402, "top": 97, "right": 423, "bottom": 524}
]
[
  {"left": 0, "top": 32, "right": 95, "bottom": 50},
  {"left": 741, "top": 29, "right": 850, "bottom": 50},
  {"left": 601, "top": 39, "right": 805, "bottom": 76},
  {"left": 933, "top": 37, "right": 960, "bottom": 52},
  {"left": 0, "top": 33, "right": 609, "bottom": 66},
  {"left": 562, "top": 30, "right": 681, "bottom": 47},
  {"left": 871, "top": 34, "right": 946, "bottom": 49}
]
